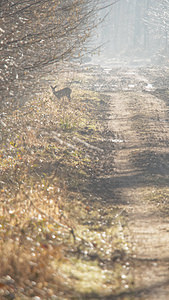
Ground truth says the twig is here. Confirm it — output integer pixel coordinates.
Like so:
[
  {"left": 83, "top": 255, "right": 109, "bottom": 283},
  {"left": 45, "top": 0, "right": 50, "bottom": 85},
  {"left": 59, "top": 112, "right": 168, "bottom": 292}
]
[
  {"left": 0, "top": 120, "right": 7, "bottom": 127},
  {"left": 30, "top": 199, "right": 71, "bottom": 231},
  {"left": 113, "top": 209, "right": 125, "bottom": 220}
]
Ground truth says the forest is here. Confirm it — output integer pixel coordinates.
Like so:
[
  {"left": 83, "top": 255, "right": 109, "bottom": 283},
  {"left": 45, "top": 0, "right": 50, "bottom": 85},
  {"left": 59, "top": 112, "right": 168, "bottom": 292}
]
[
  {"left": 0, "top": 0, "right": 101, "bottom": 103},
  {"left": 97, "top": 0, "right": 169, "bottom": 63}
]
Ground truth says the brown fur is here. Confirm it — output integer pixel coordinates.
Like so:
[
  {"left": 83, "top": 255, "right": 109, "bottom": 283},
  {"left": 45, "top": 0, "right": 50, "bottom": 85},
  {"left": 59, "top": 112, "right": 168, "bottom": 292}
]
[{"left": 51, "top": 85, "right": 71, "bottom": 101}]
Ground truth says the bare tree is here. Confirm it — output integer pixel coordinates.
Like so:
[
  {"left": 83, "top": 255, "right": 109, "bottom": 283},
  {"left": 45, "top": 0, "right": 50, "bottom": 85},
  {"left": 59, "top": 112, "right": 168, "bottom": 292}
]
[{"left": 0, "top": 0, "right": 100, "bottom": 104}]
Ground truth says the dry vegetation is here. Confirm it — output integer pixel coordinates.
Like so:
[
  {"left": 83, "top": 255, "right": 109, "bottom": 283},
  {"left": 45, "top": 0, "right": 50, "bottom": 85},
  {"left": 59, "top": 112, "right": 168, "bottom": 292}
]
[
  {"left": 0, "top": 86, "right": 94, "bottom": 298},
  {"left": 0, "top": 79, "right": 131, "bottom": 299}
]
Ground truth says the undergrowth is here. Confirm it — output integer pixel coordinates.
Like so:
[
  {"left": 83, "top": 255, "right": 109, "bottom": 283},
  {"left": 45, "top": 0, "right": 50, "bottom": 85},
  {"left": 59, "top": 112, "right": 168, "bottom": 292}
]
[
  {"left": 0, "top": 84, "right": 130, "bottom": 299},
  {"left": 0, "top": 87, "right": 101, "bottom": 299}
]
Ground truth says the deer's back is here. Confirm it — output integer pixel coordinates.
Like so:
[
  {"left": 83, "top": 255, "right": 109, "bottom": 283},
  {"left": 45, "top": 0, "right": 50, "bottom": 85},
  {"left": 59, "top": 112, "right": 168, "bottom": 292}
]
[{"left": 52, "top": 87, "right": 71, "bottom": 100}]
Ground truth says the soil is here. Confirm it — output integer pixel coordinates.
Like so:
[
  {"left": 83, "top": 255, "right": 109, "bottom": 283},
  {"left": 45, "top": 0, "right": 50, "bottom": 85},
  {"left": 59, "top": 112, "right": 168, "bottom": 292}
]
[
  {"left": 74, "top": 64, "right": 169, "bottom": 299},
  {"left": 107, "top": 89, "right": 169, "bottom": 299}
]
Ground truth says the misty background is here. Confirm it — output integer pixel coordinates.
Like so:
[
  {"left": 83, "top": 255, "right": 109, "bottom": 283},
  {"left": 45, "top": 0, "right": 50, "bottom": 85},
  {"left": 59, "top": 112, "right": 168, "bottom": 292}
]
[{"left": 91, "top": 0, "right": 169, "bottom": 66}]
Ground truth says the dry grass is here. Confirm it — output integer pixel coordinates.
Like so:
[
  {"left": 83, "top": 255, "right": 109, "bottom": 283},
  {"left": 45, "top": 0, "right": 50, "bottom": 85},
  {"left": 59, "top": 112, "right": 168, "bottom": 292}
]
[
  {"left": 0, "top": 85, "right": 130, "bottom": 299},
  {"left": 0, "top": 88, "right": 99, "bottom": 299}
]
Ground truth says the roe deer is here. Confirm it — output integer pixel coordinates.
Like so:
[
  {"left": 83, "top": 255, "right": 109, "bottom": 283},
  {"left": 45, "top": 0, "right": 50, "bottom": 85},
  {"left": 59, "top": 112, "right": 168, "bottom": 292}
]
[{"left": 51, "top": 85, "right": 71, "bottom": 101}]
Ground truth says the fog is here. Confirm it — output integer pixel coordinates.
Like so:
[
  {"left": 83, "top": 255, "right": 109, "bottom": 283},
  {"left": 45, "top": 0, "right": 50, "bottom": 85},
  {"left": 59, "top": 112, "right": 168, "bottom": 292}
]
[{"left": 88, "top": 0, "right": 169, "bottom": 67}]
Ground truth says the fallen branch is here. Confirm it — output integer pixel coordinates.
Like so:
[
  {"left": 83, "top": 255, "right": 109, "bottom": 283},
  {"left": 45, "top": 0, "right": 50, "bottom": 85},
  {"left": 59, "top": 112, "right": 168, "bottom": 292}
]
[
  {"left": 51, "top": 134, "right": 76, "bottom": 150},
  {"left": 41, "top": 131, "right": 77, "bottom": 150},
  {"left": 73, "top": 136, "right": 104, "bottom": 152},
  {"left": 41, "top": 131, "right": 104, "bottom": 152}
]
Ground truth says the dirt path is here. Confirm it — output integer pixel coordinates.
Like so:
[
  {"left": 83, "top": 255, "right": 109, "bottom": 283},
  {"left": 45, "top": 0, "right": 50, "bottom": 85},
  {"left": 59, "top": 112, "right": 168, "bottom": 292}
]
[{"left": 107, "top": 89, "right": 169, "bottom": 299}]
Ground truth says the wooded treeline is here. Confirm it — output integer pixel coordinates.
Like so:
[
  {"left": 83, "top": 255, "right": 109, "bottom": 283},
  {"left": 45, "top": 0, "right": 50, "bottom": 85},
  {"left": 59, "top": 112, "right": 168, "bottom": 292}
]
[
  {"left": 0, "top": 0, "right": 102, "bottom": 104},
  {"left": 1, "top": 0, "right": 169, "bottom": 104},
  {"left": 98, "top": 0, "right": 169, "bottom": 62}
]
